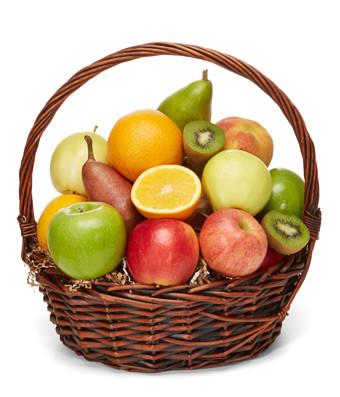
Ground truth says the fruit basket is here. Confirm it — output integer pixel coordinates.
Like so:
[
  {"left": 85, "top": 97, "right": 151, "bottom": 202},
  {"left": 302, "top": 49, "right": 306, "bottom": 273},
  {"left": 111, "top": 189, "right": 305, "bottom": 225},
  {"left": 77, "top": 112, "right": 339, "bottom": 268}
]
[{"left": 18, "top": 42, "right": 321, "bottom": 372}]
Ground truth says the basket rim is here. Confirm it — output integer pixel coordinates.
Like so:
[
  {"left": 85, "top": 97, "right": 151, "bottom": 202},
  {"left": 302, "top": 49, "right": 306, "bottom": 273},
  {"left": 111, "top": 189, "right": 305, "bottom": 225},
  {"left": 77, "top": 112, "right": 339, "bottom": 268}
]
[{"left": 24, "top": 235, "right": 312, "bottom": 329}]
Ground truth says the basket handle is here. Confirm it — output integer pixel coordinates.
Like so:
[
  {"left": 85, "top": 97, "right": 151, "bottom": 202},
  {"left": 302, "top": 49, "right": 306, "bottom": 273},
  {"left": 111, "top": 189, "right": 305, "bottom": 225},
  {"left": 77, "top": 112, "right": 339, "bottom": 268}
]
[{"left": 18, "top": 42, "right": 321, "bottom": 244}]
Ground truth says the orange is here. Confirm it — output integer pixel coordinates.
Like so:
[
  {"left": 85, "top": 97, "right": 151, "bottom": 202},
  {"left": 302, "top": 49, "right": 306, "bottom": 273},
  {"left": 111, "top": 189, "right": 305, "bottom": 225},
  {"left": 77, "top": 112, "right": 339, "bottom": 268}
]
[
  {"left": 37, "top": 194, "right": 87, "bottom": 250},
  {"left": 107, "top": 109, "right": 183, "bottom": 181},
  {"left": 131, "top": 165, "right": 202, "bottom": 219}
]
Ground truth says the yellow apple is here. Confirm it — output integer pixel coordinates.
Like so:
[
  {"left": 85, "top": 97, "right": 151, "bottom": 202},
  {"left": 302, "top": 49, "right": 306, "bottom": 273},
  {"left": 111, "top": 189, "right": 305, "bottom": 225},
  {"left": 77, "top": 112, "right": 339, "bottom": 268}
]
[
  {"left": 202, "top": 150, "right": 272, "bottom": 215},
  {"left": 50, "top": 132, "right": 108, "bottom": 195}
]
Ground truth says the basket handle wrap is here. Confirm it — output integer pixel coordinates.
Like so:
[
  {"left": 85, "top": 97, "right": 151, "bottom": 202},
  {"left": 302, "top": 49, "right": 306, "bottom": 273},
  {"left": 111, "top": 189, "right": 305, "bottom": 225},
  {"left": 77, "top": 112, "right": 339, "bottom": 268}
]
[{"left": 18, "top": 42, "right": 321, "bottom": 244}]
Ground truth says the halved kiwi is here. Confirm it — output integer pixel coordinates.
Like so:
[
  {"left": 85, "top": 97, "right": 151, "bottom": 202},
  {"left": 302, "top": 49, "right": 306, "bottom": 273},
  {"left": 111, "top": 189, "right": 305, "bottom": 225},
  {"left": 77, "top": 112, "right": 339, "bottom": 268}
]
[
  {"left": 261, "top": 210, "right": 310, "bottom": 255},
  {"left": 183, "top": 120, "right": 225, "bottom": 165}
]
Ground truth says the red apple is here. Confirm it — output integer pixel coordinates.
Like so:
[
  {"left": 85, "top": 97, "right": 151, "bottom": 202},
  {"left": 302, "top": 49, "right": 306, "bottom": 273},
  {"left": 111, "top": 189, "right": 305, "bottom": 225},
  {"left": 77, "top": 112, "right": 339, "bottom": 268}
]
[
  {"left": 127, "top": 219, "right": 199, "bottom": 286},
  {"left": 199, "top": 208, "right": 267, "bottom": 277},
  {"left": 259, "top": 248, "right": 285, "bottom": 271},
  {"left": 216, "top": 117, "right": 273, "bottom": 166}
]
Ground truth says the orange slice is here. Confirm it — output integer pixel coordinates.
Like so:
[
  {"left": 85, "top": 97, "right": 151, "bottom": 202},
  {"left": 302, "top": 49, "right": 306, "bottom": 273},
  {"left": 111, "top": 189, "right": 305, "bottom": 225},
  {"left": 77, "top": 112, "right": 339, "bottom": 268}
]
[{"left": 131, "top": 165, "right": 202, "bottom": 219}]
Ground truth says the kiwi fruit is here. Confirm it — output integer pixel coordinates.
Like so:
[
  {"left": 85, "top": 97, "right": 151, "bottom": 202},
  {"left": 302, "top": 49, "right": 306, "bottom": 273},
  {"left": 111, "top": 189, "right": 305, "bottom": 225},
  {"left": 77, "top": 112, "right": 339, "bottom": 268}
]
[
  {"left": 261, "top": 210, "right": 310, "bottom": 255},
  {"left": 183, "top": 120, "right": 225, "bottom": 165}
]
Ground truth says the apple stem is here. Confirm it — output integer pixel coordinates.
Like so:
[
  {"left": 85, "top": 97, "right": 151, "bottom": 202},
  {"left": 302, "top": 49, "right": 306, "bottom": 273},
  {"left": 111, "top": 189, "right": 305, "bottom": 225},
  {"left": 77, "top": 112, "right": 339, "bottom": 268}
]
[
  {"left": 84, "top": 135, "right": 95, "bottom": 161},
  {"left": 93, "top": 125, "right": 98, "bottom": 133},
  {"left": 202, "top": 69, "right": 208, "bottom": 80}
]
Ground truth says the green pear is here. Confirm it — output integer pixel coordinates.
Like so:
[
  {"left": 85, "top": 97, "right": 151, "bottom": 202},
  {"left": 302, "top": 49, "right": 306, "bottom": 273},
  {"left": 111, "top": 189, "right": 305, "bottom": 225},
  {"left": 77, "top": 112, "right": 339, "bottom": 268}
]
[{"left": 158, "top": 70, "right": 212, "bottom": 130}]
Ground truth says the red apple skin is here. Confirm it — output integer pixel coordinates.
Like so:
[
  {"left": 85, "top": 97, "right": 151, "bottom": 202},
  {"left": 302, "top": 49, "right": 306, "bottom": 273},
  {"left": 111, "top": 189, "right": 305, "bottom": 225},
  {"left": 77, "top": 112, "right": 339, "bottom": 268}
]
[
  {"left": 127, "top": 219, "right": 199, "bottom": 286},
  {"left": 199, "top": 208, "right": 268, "bottom": 277},
  {"left": 216, "top": 117, "right": 273, "bottom": 166},
  {"left": 259, "top": 248, "right": 285, "bottom": 271}
]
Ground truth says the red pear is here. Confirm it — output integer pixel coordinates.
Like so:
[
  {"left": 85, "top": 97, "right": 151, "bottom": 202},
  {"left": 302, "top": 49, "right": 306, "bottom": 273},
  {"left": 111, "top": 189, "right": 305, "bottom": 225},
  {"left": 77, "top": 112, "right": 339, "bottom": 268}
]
[{"left": 82, "top": 135, "right": 141, "bottom": 233}]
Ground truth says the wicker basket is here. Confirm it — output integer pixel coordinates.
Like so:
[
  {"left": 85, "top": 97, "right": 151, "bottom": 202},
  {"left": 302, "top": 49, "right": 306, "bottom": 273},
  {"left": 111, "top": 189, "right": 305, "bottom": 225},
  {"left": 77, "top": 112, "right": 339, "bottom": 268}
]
[{"left": 18, "top": 42, "right": 321, "bottom": 373}]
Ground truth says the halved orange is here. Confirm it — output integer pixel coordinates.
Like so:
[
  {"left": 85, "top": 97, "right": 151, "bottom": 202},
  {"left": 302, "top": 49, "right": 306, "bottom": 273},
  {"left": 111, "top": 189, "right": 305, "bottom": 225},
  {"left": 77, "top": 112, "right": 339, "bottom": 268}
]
[{"left": 131, "top": 165, "right": 202, "bottom": 220}]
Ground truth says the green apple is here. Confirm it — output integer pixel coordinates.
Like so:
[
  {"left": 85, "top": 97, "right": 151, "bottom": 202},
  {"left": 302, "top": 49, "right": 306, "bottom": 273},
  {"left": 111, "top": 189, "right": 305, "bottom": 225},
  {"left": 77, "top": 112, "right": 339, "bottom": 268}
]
[
  {"left": 48, "top": 202, "right": 126, "bottom": 280},
  {"left": 202, "top": 150, "right": 272, "bottom": 215},
  {"left": 263, "top": 168, "right": 304, "bottom": 217},
  {"left": 50, "top": 132, "right": 108, "bottom": 195}
]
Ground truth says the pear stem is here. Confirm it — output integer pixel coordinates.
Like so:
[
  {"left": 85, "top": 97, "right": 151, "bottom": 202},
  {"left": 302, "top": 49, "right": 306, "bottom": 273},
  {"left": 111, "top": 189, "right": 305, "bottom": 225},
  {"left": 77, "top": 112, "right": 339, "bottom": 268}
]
[
  {"left": 93, "top": 125, "right": 98, "bottom": 133},
  {"left": 202, "top": 69, "right": 208, "bottom": 80},
  {"left": 84, "top": 135, "right": 95, "bottom": 161}
]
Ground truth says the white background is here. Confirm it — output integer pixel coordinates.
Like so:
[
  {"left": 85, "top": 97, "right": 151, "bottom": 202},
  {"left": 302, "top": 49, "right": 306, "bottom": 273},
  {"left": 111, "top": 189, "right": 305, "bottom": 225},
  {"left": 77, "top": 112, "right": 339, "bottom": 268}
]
[{"left": 1, "top": 0, "right": 339, "bottom": 395}]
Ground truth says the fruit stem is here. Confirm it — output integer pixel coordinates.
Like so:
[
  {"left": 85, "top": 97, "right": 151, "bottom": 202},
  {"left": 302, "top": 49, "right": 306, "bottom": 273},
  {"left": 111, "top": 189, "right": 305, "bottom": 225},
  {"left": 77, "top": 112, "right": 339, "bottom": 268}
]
[
  {"left": 93, "top": 125, "right": 98, "bottom": 133},
  {"left": 84, "top": 135, "right": 95, "bottom": 161},
  {"left": 202, "top": 69, "right": 208, "bottom": 80}
]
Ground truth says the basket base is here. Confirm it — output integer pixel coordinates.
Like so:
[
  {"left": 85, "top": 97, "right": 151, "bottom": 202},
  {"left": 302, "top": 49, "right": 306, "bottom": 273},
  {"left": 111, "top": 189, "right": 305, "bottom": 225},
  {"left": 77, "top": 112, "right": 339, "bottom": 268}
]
[
  {"left": 54, "top": 320, "right": 282, "bottom": 373},
  {"left": 37, "top": 252, "right": 302, "bottom": 373}
]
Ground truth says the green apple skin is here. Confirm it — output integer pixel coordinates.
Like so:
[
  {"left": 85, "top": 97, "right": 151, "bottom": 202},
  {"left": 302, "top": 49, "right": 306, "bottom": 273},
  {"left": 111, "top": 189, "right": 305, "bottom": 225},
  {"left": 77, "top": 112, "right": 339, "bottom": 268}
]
[
  {"left": 50, "top": 132, "right": 108, "bottom": 195},
  {"left": 263, "top": 168, "right": 304, "bottom": 218},
  {"left": 202, "top": 150, "right": 272, "bottom": 215},
  {"left": 48, "top": 202, "right": 126, "bottom": 280}
]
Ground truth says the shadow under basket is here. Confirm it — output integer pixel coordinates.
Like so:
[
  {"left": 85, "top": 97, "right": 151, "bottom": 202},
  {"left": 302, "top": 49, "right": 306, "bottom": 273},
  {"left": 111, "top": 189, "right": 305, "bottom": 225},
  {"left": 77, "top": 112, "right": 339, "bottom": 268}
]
[{"left": 18, "top": 42, "right": 321, "bottom": 373}]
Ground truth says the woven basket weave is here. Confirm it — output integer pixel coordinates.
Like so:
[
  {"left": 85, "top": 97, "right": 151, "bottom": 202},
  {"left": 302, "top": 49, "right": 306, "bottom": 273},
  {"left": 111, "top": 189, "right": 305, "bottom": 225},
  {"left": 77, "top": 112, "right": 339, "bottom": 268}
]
[{"left": 18, "top": 42, "right": 321, "bottom": 372}]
